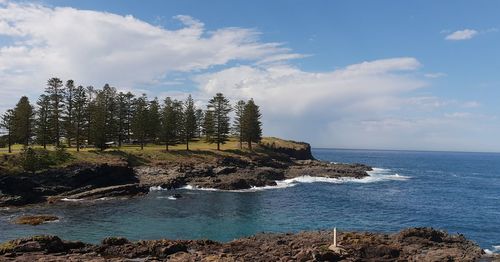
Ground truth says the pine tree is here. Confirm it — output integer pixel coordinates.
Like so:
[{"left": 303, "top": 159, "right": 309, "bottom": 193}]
[
  {"left": 241, "top": 99, "right": 262, "bottom": 150},
  {"left": 12, "top": 96, "right": 34, "bottom": 147},
  {"left": 207, "top": 93, "right": 232, "bottom": 150},
  {"left": 147, "top": 98, "right": 161, "bottom": 143},
  {"left": 203, "top": 109, "right": 215, "bottom": 143},
  {"left": 195, "top": 108, "right": 204, "bottom": 138},
  {"left": 73, "top": 86, "right": 88, "bottom": 151},
  {"left": 91, "top": 84, "right": 117, "bottom": 151},
  {"left": 116, "top": 92, "right": 128, "bottom": 147},
  {"left": 161, "top": 97, "right": 180, "bottom": 151},
  {"left": 131, "top": 94, "right": 149, "bottom": 150},
  {"left": 36, "top": 94, "right": 51, "bottom": 149},
  {"left": 233, "top": 100, "right": 246, "bottom": 149},
  {"left": 85, "top": 86, "right": 95, "bottom": 145},
  {"left": 125, "top": 92, "right": 135, "bottom": 143},
  {"left": 181, "top": 95, "right": 197, "bottom": 150},
  {"left": 63, "top": 80, "right": 76, "bottom": 147},
  {"left": 46, "top": 77, "right": 64, "bottom": 147},
  {"left": 0, "top": 109, "right": 14, "bottom": 153}
]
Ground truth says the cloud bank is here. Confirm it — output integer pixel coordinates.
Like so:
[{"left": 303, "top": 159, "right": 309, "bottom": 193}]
[{"left": 0, "top": 2, "right": 498, "bottom": 151}]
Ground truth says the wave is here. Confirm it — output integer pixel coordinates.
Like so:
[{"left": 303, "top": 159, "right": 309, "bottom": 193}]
[
  {"left": 485, "top": 245, "right": 500, "bottom": 255},
  {"left": 149, "top": 186, "right": 168, "bottom": 191},
  {"left": 179, "top": 167, "right": 410, "bottom": 192}
]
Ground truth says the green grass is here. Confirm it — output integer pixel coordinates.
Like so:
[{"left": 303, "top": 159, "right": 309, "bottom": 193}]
[{"left": 0, "top": 137, "right": 306, "bottom": 173}]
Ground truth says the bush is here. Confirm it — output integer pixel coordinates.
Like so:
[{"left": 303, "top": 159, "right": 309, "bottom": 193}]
[
  {"left": 19, "top": 147, "right": 72, "bottom": 174},
  {"left": 20, "top": 148, "right": 51, "bottom": 174}
]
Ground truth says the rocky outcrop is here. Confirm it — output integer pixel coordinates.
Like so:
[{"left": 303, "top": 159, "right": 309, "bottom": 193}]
[
  {"left": 260, "top": 138, "right": 315, "bottom": 160},
  {"left": 0, "top": 228, "right": 485, "bottom": 261},
  {"left": 286, "top": 160, "right": 372, "bottom": 179},
  {"left": 1, "top": 142, "right": 373, "bottom": 206},
  {"left": 13, "top": 215, "right": 59, "bottom": 226},
  {"left": 0, "top": 164, "right": 137, "bottom": 207}
]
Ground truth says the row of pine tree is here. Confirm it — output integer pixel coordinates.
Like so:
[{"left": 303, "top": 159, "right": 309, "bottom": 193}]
[{"left": 0, "top": 78, "right": 262, "bottom": 153}]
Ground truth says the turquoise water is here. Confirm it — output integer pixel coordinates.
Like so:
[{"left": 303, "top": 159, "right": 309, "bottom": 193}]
[{"left": 1, "top": 149, "right": 499, "bottom": 253}]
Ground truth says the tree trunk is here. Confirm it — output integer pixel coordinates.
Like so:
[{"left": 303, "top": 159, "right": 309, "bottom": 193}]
[
  {"left": 248, "top": 140, "right": 252, "bottom": 150},
  {"left": 217, "top": 141, "right": 220, "bottom": 151},
  {"left": 7, "top": 132, "right": 11, "bottom": 153},
  {"left": 76, "top": 129, "right": 80, "bottom": 152}
]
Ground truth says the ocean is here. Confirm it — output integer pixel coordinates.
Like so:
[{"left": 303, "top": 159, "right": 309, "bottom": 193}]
[{"left": 1, "top": 149, "right": 499, "bottom": 253}]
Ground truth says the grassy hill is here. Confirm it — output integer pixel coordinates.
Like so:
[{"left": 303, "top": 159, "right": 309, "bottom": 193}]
[{"left": 0, "top": 137, "right": 312, "bottom": 174}]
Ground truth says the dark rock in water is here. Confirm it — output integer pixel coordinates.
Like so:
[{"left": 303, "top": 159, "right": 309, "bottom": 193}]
[
  {"left": 0, "top": 228, "right": 484, "bottom": 261},
  {"left": 172, "top": 193, "right": 182, "bottom": 199},
  {"left": 13, "top": 215, "right": 59, "bottom": 226}
]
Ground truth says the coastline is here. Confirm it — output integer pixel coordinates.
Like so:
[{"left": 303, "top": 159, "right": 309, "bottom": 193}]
[
  {"left": 0, "top": 138, "right": 372, "bottom": 207},
  {"left": 0, "top": 227, "right": 487, "bottom": 261}
]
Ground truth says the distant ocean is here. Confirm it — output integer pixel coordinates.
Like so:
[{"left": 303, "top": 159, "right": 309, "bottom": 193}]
[{"left": 1, "top": 149, "right": 499, "bottom": 253}]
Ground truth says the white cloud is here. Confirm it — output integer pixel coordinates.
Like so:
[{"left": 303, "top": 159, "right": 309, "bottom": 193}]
[
  {"left": 424, "top": 72, "right": 447, "bottom": 78},
  {"left": 445, "top": 29, "right": 478, "bottom": 41},
  {"left": 196, "top": 57, "right": 424, "bottom": 117},
  {"left": 0, "top": 2, "right": 299, "bottom": 110}
]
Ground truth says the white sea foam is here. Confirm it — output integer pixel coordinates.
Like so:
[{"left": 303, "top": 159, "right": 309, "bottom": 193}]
[
  {"left": 180, "top": 167, "right": 409, "bottom": 192},
  {"left": 61, "top": 198, "right": 84, "bottom": 202},
  {"left": 167, "top": 196, "right": 177, "bottom": 200},
  {"left": 149, "top": 186, "right": 168, "bottom": 191},
  {"left": 485, "top": 245, "right": 500, "bottom": 255}
]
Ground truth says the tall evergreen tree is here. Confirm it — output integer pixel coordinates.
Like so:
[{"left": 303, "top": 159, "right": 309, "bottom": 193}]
[
  {"left": 63, "top": 80, "right": 76, "bottom": 147},
  {"left": 233, "top": 100, "right": 246, "bottom": 149},
  {"left": 195, "top": 108, "right": 204, "bottom": 138},
  {"left": 91, "top": 84, "right": 117, "bottom": 150},
  {"left": 241, "top": 99, "right": 262, "bottom": 150},
  {"left": 131, "top": 94, "right": 149, "bottom": 150},
  {"left": 125, "top": 92, "right": 135, "bottom": 143},
  {"left": 147, "top": 97, "right": 161, "bottom": 143},
  {"left": 85, "top": 86, "right": 95, "bottom": 145},
  {"left": 207, "top": 93, "right": 232, "bottom": 150},
  {"left": 161, "top": 97, "right": 180, "bottom": 151},
  {"left": 116, "top": 92, "right": 128, "bottom": 147},
  {"left": 0, "top": 109, "right": 14, "bottom": 153},
  {"left": 46, "top": 77, "right": 64, "bottom": 147},
  {"left": 36, "top": 94, "right": 51, "bottom": 149},
  {"left": 12, "top": 96, "right": 34, "bottom": 146},
  {"left": 73, "top": 86, "right": 88, "bottom": 151},
  {"left": 203, "top": 109, "right": 215, "bottom": 143},
  {"left": 181, "top": 95, "right": 197, "bottom": 150}
]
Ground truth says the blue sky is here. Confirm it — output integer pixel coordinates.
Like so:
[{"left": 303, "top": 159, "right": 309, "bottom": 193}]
[{"left": 1, "top": 0, "right": 500, "bottom": 151}]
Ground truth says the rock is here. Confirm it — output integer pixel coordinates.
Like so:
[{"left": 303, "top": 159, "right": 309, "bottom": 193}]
[
  {"left": 53, "top": 184, "right": 148, "bottom": 201},
  {"left": 0, "top": 228, "right": 485, "bottom": 261},
  {"left": 213, "top": 166, "right": 237, "bottom": 175},
  {"left": 102, "top": 237, "right": 130, "bottom": 246},
  {"left": 13, "top": 215, "right": 59, "bottom": 226}
]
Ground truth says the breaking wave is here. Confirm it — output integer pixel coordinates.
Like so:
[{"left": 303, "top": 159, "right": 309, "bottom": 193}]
[{"left": 179, "top": 167, "right": 410, "bottom": 192}]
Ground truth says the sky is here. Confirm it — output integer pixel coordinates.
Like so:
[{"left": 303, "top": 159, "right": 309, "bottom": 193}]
[{"left": 1, "top": 0, "right": 500, "bottom": 152}]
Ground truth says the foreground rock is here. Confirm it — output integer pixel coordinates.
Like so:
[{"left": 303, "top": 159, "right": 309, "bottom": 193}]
[
  {"left": 0, "top": 228, "right": 485, "bottom": 261},
  {"left": 13, "top": 215, "right": 59, "bottom": 226}
]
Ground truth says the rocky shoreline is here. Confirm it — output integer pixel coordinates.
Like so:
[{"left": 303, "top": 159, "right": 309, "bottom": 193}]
[
  {"left": 0, "top": 227, "right": 488, "bottom": 261},
  {"left": 0, "top": 143, "right": 372, "bottom": 207}
]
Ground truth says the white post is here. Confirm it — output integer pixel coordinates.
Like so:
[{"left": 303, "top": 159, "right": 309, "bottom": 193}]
[{"left": 334, "top": 227, "right": 337, "bottom": 247}]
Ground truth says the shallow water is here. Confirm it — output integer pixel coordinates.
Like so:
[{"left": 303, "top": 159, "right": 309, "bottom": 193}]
[{"left": 1, "top": 149, "right": 499, "bottom": 252}]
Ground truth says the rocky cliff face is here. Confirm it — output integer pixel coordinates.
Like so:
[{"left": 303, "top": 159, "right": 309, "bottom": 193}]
[
  {"left": 0, "top": 228, "right": 485, "bottom": 261},
  {"left": 0, "top": 164, "right": 142, "bottom": 206},
  {"left": 260, "top": 137, "right": 315, "bottom": 160}
]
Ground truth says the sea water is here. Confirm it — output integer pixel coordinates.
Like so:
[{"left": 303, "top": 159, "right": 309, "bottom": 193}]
[{"left": 1, "top": 149, "right": 499, "bottom": 253}]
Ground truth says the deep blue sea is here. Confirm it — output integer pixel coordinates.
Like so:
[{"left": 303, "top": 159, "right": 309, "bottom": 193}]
[{"left": 1, "top": 149, "right": 499, "bottom": 253}]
